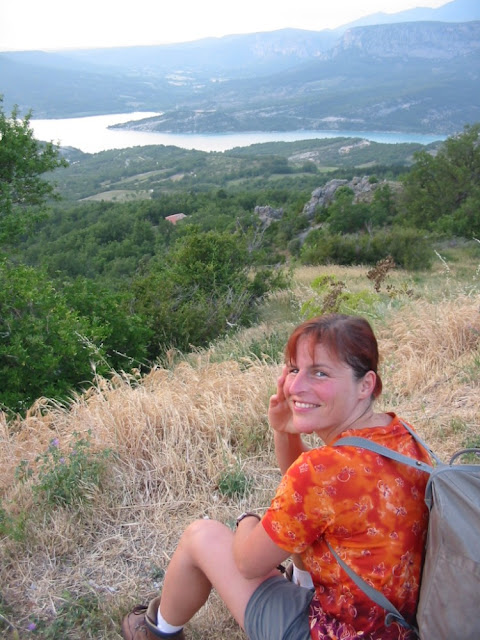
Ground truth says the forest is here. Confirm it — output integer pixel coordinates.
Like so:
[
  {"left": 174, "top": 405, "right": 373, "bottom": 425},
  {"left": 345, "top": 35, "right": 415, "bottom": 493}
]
[{"left": 1, "top": 98, "right": 480, "bottom": 414}]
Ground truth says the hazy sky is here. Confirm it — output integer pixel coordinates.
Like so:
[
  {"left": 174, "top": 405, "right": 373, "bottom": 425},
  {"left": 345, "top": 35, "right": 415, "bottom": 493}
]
[{"left": 1, "top": 0, "right": 450, "bottom": 51}]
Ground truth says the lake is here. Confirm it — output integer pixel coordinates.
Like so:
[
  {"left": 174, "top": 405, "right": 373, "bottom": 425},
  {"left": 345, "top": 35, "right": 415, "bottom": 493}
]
[{"left": 30, "top": 112, "right": 446, "bottom": 154}]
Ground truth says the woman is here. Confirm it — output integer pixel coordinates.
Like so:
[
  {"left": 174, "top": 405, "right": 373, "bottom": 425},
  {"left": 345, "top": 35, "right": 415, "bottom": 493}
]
[{"left": 122, "top": 314, "right": 431, "bottom": 640}]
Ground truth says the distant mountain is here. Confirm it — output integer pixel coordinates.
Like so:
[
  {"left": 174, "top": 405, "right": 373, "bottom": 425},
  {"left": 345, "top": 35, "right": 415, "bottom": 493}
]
[
  {"left": 113, "top": 20, "right": 480, "bottom": 136},
  {"left": 0, "top": 0, "right": 479, "bottom": 135},
  {"left": 342, "top": 0, "right": 479, "bottom": 29},
  {"left": 60, "top": 29, "right": 338, "bottom": 76},
  {"left": 331, "top": 19, "right": 480, "bottom": 59}
]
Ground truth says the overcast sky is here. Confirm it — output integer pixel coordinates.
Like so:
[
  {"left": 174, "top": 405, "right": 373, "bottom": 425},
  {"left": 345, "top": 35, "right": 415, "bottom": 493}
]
[{"left": 1, "top": 0, "right": 450, "bottom": 52}]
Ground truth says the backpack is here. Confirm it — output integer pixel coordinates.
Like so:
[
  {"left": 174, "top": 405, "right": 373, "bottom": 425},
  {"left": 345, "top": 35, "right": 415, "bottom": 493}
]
[{"left": 331, "top": 421, "right": 480, "bottom": 640}]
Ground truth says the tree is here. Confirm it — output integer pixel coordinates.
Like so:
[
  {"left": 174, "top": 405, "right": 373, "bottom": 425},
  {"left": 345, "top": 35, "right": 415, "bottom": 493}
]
[
  {"left": 0, "top": 98, "right": 68, "bottom": 246},
  {"left": 369, "top": 184, "right": 398, "bottom": 228},
  {"left": 0, "top": 260, "right": 104, "bottom": 412},
  {"left": 131, "top": 227, "right": 287, "bottom": 357},
  {"left": 326, "top": 187, "right": 370, "bottom": 234},
  {"left": 401, "top": 123, "right": 480, "bottom": 234}
]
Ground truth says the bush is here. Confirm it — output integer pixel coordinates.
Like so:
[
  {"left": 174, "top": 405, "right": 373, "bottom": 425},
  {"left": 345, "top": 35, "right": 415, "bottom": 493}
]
[
  {"left": 19, "top": 432, "right": 110, "bottom": 509},
  {"left": 374, "top": 228, "right": 433, "bottom": 270},
  {"left": 132, "top": 229, "right": 288, "bottom": 357},
  {"left": 0, "top": 261, "right": 106, "bottom": 412},
  {"left": 300, "top": 229, "right": 360, "bottom": 265},
  {"left": 299, "top": 227, "right": 432, "bottom": 270},
  {"left": 300, "top": 274, "right": 379, "bottom": 317}
]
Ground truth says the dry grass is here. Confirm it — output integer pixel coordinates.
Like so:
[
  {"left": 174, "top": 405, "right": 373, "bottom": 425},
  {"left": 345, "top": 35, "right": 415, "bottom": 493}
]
[{"left": 1, "top": 259, "right": 480, "bottom": 638}]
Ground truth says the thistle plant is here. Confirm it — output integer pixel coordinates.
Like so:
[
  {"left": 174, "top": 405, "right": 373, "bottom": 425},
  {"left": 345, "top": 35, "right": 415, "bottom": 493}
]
[{"left": 19, "top": 431, "right": 110, "bottom": 509}]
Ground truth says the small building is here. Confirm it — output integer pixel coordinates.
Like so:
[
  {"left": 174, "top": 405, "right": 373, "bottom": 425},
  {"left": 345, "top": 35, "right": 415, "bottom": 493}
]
[{"left": 165, "top": 213, "right": 187, "bottom": 225}]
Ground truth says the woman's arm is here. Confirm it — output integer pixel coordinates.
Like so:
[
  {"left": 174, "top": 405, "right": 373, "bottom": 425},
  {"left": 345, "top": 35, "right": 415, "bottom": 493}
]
[
  {"left": 273, "top": 432, "right": 309, "bottom": 474},
  {"left": 269, "top": 366, "right": 310, "bottom": 473},
  {"left": 233, "top": 516, "right": 289, "bottom": 579}
]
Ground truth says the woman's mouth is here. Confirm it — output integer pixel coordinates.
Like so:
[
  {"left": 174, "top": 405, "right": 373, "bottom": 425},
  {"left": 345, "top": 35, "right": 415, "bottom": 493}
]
[{"left": 293, "top": 401, "right": 318, "bottom": 409}]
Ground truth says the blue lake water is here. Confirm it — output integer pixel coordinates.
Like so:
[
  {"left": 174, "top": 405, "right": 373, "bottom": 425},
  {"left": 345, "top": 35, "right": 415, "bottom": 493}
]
[{"left": 30, "top": 112, "right": 446, "bottom": 154}]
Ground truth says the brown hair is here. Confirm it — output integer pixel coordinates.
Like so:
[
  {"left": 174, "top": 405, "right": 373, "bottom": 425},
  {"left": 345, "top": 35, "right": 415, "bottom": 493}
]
[{"left": 285, "top": 314, "right": 382, "bottom": 398}]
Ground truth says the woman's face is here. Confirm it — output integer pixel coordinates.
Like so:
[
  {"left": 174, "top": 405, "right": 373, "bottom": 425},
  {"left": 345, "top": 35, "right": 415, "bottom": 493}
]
[{"left": 283, "top": 336, "right": 370, "bottom": 442}]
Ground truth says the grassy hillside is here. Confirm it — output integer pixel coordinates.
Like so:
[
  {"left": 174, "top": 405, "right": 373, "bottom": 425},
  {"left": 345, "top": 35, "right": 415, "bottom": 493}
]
[
  {"left": 1, "top": 250, "right": 480, "bottom": 639},
  {"left": 51, "top": 138, "right": 430, "bottom": 202}
]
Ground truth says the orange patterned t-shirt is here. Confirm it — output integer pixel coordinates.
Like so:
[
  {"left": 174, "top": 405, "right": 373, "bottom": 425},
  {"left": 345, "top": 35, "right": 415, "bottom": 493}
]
[{"left": 262, "top": 415, "right": 431, "bottom": 640}]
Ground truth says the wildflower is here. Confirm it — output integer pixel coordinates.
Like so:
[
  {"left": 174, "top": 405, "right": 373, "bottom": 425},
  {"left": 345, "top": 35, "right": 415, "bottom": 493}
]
[
  {"left": 50, "top": 438, "right": 60, "bottom": 448},
  {"left": 27, "top": 622, "right": 37, "bottom": 631}
]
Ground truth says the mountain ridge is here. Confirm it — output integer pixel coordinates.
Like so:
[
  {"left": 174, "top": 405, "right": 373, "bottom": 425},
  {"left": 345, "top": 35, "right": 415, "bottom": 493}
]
[{"left": 1, "top": 0, "right": 479, "bottom": 135}]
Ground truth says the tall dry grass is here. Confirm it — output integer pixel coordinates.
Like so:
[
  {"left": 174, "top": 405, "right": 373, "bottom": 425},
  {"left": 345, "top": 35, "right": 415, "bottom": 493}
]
[{"left": 1, "top": 258, "right": 480, "bottom": 639}]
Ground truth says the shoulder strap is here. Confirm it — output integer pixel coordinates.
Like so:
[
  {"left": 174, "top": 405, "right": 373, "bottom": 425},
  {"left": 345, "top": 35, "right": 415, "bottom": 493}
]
[
  {"left": 334, "top": 419, "right": 440, "bottom": 471},
  {"left": 397, "top": 420, "right": 442, "bottom": 465},
  {"left": 329, "top": 419, "right": 433, "bottom": 637},
  {"left": 333, "top": 435, "right": 434, "bottom": 473},
  {"left": 326, "top": 541, "right": 418, "bottom": 633}
]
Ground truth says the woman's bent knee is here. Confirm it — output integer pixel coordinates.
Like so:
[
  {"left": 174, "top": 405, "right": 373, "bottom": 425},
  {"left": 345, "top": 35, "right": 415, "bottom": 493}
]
[{"left": 180, "top": 519, "right": 233, "bottom": 561}]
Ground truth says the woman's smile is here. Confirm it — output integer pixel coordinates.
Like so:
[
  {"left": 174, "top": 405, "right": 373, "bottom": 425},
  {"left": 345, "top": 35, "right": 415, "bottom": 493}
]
[{"left": 293, "top": 400, "right": 320, "bottom": 410}]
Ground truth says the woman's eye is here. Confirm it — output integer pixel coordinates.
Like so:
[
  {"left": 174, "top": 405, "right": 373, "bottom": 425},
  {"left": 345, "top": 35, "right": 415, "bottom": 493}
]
[
  {"left": 313, "top": 370, "right": 326, "bottom": 378},
  {"left": 287, "top": 367, "right": 298, "bottom": 375}
]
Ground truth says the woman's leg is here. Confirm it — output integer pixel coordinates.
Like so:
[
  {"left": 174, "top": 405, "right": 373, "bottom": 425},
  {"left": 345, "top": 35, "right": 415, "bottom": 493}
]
[{"left": 159, "top": 518, "right": 280, "bottom": 630}]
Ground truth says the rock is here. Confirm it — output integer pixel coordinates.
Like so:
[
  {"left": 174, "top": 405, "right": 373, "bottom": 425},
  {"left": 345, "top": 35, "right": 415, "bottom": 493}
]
[
  {"left": 303, "top": 176, "right": 383, "bottom": 218},
  {"left": 254, "top": 205, "right": 284, "bottom": 225}
]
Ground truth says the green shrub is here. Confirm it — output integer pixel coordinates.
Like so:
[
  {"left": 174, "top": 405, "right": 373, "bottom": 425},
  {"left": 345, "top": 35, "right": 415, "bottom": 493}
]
[
  {"left": 0, "top": 501, "right": 28, "bottom": 544},
  {"left": 0, "top": 261, "right": 106, "bottom": 413},
  {"left": 301, "top": 274, "right": 379, "bottom": 318},
  {"left": 217, "top": 462, "right": 252, "bottom": 498},
  {"left": 28, "top": 590, "right": 107, "bottom": 639},
  {"left": 300, "top": 230, "right": 359, "bottom": 265},
  {"left": 19, "top": 432, "right": 110, "bottom": 509},
  {"left": 374, "top": 228, "right": 433, "bottom": 270},
  {"left": 300, "top": 227, "right": 432, "bottom": 270}
]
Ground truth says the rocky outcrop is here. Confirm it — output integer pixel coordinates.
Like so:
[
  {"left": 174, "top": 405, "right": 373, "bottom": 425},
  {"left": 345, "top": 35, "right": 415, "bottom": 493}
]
[
  {"left": 254, "top": 205, "right": 284, "bottom": 225},
  {"left": 302, "top": 176, "right": 384, "bottom": 218},
  {"left": 331, "top": 21, "right": 480, "bottom": 60}
]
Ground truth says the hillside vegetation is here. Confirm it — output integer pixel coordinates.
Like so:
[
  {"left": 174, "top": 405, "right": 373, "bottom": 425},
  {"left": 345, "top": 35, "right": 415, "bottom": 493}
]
[{"left": 2, "top": 107, "right": 480, "bottom": 413}]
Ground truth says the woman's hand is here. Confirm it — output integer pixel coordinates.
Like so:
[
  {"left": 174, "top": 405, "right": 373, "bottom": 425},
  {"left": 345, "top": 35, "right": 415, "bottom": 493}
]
[
  {"left": 269, "top": 366, "right": 310, "bottom": 473},
  {"left": 268, "top": 366, "right": 296, "bottom": 434}
]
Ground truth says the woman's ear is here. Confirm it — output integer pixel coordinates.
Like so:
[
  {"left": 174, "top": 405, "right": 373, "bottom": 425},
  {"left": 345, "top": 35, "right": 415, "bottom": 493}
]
[{"left": 358, "top": 371, "right": 376, "bottom": 399}]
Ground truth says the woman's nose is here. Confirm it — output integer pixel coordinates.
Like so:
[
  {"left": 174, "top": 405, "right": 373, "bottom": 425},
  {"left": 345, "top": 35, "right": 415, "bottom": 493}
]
[{"left": 288, "top": 370, "right": 307, "bottom": 394}]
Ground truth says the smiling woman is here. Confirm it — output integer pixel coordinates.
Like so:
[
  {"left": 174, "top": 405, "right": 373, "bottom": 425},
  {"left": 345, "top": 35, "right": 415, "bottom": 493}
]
[
  {"left": 122, "top": 313, "right": 433, "bottom": 640},
  {"left": 280, "top": 315, "right": 383, "bottom": 440}
]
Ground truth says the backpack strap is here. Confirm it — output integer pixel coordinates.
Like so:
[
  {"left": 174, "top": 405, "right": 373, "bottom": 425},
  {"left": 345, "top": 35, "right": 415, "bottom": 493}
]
[
  {"left": 398, "top": 420, "right": 442, "bottom": 466},
  {"left": 333, "top": 435, "right": 434, "bottom": 474},
  {"left": 329, "top": 420, "right": 434, "bottom": 637},
  {"left": 334, "top": 419, "right": 440, "bottom": 470},
  {"left": 326, "top": 541, "right": 418, "bottom": 633}
]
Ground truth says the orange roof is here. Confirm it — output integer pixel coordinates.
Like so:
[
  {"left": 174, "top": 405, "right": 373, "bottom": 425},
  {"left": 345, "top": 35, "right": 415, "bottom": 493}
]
[{"left": 165, "top": 213, "right": 187, "bottom": 225}]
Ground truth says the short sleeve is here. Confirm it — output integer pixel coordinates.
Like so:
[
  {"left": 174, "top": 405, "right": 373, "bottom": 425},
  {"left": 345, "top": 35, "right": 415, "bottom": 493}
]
[{"left": 262, "top": 451, "right": 336, "bottom": 553}]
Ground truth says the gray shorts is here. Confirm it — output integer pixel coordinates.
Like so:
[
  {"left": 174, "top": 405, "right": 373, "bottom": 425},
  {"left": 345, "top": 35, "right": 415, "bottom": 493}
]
[{"left": 244, "top": 575, "right": 314, "bottom": 640}]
